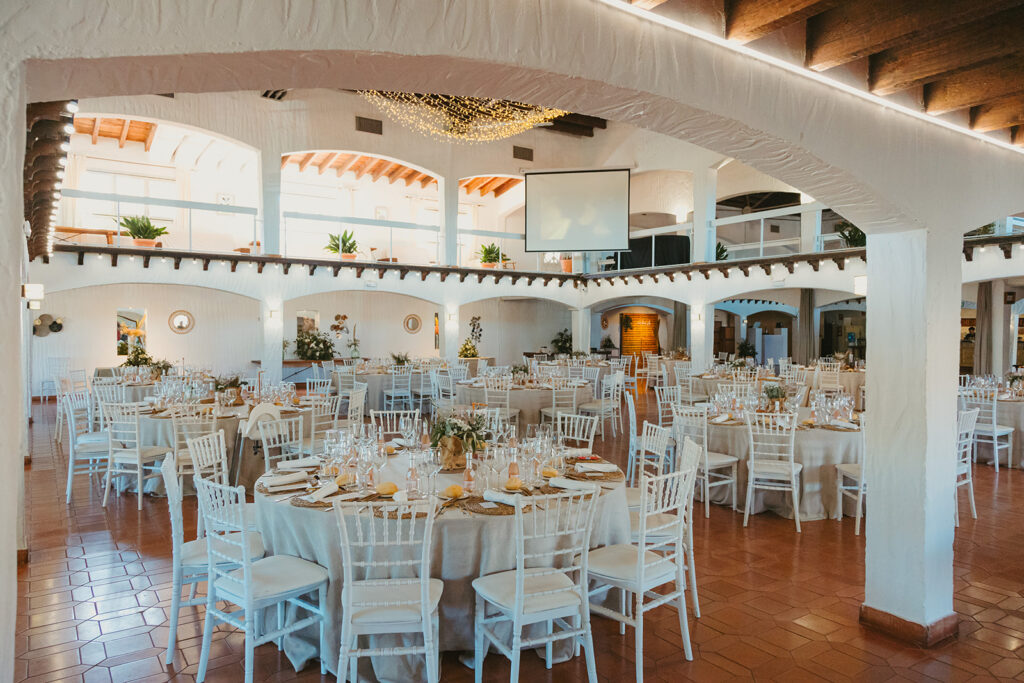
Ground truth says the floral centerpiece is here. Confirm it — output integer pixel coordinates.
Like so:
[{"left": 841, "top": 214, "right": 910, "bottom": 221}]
[
  {"left": 430, "top": 412, "right": 487, "bottom": 470},
  {"left": 511, "top": 363, "right": 530, "bottom": 384},
  {"left": 390, "top": 351, "right": 410, "bottom": 366},
  {"left": 761, "top": 383, "right": 787, "bottom": 412},
  {"left": 295, "top": 329, "right": 336, "bottom": 361},
  {"left": 121, "top": 346, "right": 154, "bottom": 368},
  {"left": 458, "top": 316, "right": 483, "bottom": 359}
]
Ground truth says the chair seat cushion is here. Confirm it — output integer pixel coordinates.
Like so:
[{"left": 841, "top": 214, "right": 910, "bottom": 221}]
[
  {"left": 974, "top": 424, "right": 1014, "bottom": 436},
  {"left": 76, "top": 430, "right": 109, "bottom": 445},
  {"left": 702, "top": 451, "right": 738, "bottom": 469},
  {"left": 588, "top": 543, "right": 677, "bottom": 586},
  {"left": 180, "top": 531, "right": 265, "bottom": 569},
  {"left": 347, "top": 578, "right": 444, "bottom": 624},
  {"left": 112, "top": 446, "right": 171, "bottom": 463},
  {"left": 628, "top": 511, "right": 681, "bottom": 539},
  {"left": 836, "top": 463, "right": 862, "bottom": 480},
  {"left": 472, "top": 567, "right": 580, "bottom": 614},
  {"left": 219, "top": 555, "right": 328, "bottom": 602},
  {"left": 578, "top": 401, "right": 606, "bottom": 412},
  {"left": 750, "top": 460, "right": 803, "bottom": 479}
]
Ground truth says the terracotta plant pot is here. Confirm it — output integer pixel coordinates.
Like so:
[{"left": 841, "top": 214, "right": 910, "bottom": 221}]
[
  {"left": 132, "top": 238, "right": 158, "bottom": 248},
  {"left": 480, "top": 261, "right": 497, "bottom": 269},
  {"left": 560, "top": 258, "right": 573, "bottom": 273},
  {"left": 340, "top": 253, "right": 357, "bottom": 261}
]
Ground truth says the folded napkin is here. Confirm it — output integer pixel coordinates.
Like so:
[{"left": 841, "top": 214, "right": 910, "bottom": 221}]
[
  {"left": 262, "top": 471, "right": 308, "bottom": 487},
  {"left": 392, "top": 489, "right": 411, "bottom": 503},
  {"left": 575, "top": 462, "right": 617, "bottom": 473},
  {"left": 278, "top": 456, "right": 321, "bottom": 470},
  {"left": 548, "top": 477, "right": 598, "bottom": 492},
  {"left": 710, "top": 413, "right": 733, "bottom": 424},
  {"left": 483, "top": 489, "right": 520, "bottom": 506},
  {"left": 831, "top": 420, "right": 859, "bottom": 430},
  {"left": 307, "top": 482, "right": 339, "bottom": 502},
  {"left": 565, "top": 447, "right": 593, "bottom": 459}
]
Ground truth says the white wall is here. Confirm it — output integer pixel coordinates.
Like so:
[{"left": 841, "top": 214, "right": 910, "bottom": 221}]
[
  {"left": 31, "top": 284, "right": 261, "bottom": 392},
  {"left": 458, "top": 298, "right": 572, "bottom": 364},
  {"left": 284, "top": 291, "right": 442, "bottom": 359}
]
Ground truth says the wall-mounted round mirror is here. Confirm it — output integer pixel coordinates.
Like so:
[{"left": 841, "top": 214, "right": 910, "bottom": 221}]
[
  {"left": 169, "top": 310, "right": 195, "bottom": 334},
  {"left": 403, "top": 314, "right": 422, "bottom": 334}
]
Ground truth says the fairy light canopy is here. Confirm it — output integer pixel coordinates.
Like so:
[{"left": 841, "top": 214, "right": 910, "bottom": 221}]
[{"left": 358, "top": 91, "right": 567, "bottom": 143}]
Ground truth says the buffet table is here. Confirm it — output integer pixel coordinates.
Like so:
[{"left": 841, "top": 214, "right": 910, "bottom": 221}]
[{"left": 252, "top": 456, "right": 629, "bottom": 681}]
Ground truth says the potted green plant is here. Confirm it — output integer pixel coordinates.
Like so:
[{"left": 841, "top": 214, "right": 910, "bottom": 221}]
[
  {"left": 294, "top": 329, "right": 336, "bottom": 361},
  {"left": 835, "top": 220, "right": 866, "bottom": 248},
  {"left": 600, "top": 335, "right": 616, "bottom": 351},
  {"left": 390, "top": 351, "right": 410, "bottom": 366},
  {"left": 326, "top": 230, "right": 358, "bottom": 261},
  {"left": 478, "top": 243, "right": 507, "bottom": 269},
  {"left": 551, "top": 328, "right": 573, "bottom": 355},
  {"left": 559, "top": 253, "right": 573, "bottom": 273},
  {"left": 737, "top": 340, "right": 757, "bottom": 359},
  {"left": 716, "top": 242, "right": 729, "bottom": 261},
  {"left": 118, "top": 216, "right": 167, "bottom": 248}
]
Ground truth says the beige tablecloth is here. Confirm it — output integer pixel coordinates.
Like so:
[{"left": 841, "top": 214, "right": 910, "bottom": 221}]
[
  {"left": 334, "top": 372, "right": 426, "bottom": 411},
  {"left": 253, "top": 457, "right": 629, "bottom": 681},
  {"left": 973, "top": 399, "right": 1024, "bottom": 467},
  {"left": 455, "top": 383, "right": 593, "bottom": 425},
  {"left": 695, "top": 369, "right": 866, "bottom": 410},
  {"left": 706, "top": 408, "right": 862, "bottom": 521}
]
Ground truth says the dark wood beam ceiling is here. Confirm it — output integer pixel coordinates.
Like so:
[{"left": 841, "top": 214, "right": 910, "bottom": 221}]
[
  {"left": 725, "top": 0, "right": 837, "bottom": 44},
  {"left": 971, "top": 94, "right": 1024, "bottom": 133},
  {"left": 924, "top": 54, "right": 1024, "bottom": 115}
]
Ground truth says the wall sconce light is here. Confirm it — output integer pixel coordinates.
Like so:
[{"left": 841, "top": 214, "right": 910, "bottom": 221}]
[
  {"left": 447, "top": 313, "right": 456, "bottom": 321},
  {"left": 268, "top": 309, "right": 280, "bottom": 319},
  {"left": 21, "top": 283, "right": 44, "bottom": 300},
  {"left": 27, "top": 300, "right": 41, "bottom": 310}
]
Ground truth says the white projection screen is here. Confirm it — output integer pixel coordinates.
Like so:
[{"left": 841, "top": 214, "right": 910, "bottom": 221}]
[{"left": 524, "top": 169, "right": 630, "bottom": 252}]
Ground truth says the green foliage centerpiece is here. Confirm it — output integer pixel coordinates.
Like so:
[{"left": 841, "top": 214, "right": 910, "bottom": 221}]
[
  {"left": 430, "top": 412, "right": 487, "bottom": 470},
  {"left": 295, "top": 329, "right": 336, "bottom": 361}
]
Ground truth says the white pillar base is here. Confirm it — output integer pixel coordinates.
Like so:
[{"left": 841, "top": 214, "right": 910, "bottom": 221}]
[{"left": 689, "top": 303, "right": 715, "bottom": 373}]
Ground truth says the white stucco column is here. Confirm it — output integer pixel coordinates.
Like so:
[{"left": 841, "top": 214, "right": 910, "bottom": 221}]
[
  {"left": 571, "top": 307, "right": 591, "bottom": 353},
  {"left": 440, "top": 176, "right": 459, "bottom": 267},
  {"left": 260, "top": 299, "right": 284, "bottom": 384},
  {"left": 689, "top": 303, "right": 715, "bottom": 372},
  {"left": 800, "top": 203, "right": 822, "bottom": 253},
  {"left": 259, "top": 148, "right": 282, "bottom": 256},
  {"left": 0, "top": 65, "right": 25, "bottom": 681},
  {"left": 991, "top": 279, "right": 1007, "bottom": 377},
  {"left": 862, "top": 228, "right": 959, "bottom": 643},
  {"left": 690, "top": 167, "right": 717, "bottom": 263},
  {"left": 440, "top": 302, "right": 460, "bottom": 358}
]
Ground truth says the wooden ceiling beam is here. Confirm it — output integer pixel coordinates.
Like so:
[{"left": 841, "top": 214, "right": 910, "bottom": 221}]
[
  {"left": 806, "top": 0, "right": 1023, "bottom": 72},
  {"left": 390, "top": 166, "right": 414, "bottom": 184},
  {"left": 463, "top": 176, "right": 489, "bottom": 193},
  {"left": 970, "top": 93, "right": 1024, "bottom": 132},
  {"left": 143, "top": 123, "right": 157, "bottom": 152},
  {"left": 1013, "top": 126, "right": 1024, "bottom": 146},
  {"left": 869, "top": 7, "right": 1024, "bottom": 95},
  {"left": 492, "top": 178, "right": 521, "bottom": 198},
  {"left": 630, "top": 0, "right": 667, "bottom": 9},
  {"left": 361, "top": 158, "right": 386, "bottom": 181},
  {"left": 405, "top": 170, "right": 424, "bottom": 187},
  {"left": 478, "top": 177, "right": 506, "bottom": 196},
  {"left": 925, "top": 54, "right": 1024, "bottom": 115},
  {"left": 725, "top": 0, "right": 838, "bottom": 44},
  {"left": 420, "top": 175, "right": 436, "bottom": 189},
  {"left": 373, "top": 161, "right": 398, "bottom": 182},
  {"left": 317, "top": 151, "right": 341, "bottom": 175},
  {"left": 352, "top": 156, "right": 375, "bottom": 180},
  {"left": 297, "top": 152, "right": 316, "bottom": 172},
  {"left": 117, "top": 119, "right": 130, "bottom": 148},
  {"left": 334, "top": 153, "right": 359, "bottom": 177},
  {"left": 280, "top": 153, "right": 292, "bottom": 170},
  {"left": 91, "top": 118, "right": 100, "bottom": 144}
]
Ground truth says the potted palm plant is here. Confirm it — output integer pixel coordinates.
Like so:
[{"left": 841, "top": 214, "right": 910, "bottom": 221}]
[
  {"left": 118, "top": 216, "right": 167, "bottom": 248},
  {"left": 325, "top": 230, "right": 358, "bottom": 261},
  {"left": 478, "top": 243, "right": 505, "bottom": 269}
]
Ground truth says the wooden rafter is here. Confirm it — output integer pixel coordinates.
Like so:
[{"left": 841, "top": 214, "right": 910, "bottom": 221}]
[
  {"left": 492, "top": 178, "right": 521, "bottom": 198},
  {"left": 373, "top": 161, "right": 398, "bottom": 182},
  {"left": 420, "top": 175, "right": 435, "bottom": 188},
  {"left": 318, "top": 151, "right": 340, "bottom": 175},
  {"left": 463, "top": 176, "right": 489, "bottom": 194},
  {"left": 90, "top": 118, "right": 100, "bottom": 144},
  {"left": 297, "top": 152, "right": 316, "bottom": 172},
  {"left": 630, "top": 0, "right": 667, "bottom": 9},
  {"left": 358, "top": 157, "right": 384, "bottom": 180},
  {"left": 118, "top": 119, "right": 130, "bottom": 148},
  {"left": 280, "top": 154, "right": 291, "bottom": 170},
  {"left": 334, "top": 154, "right": 359, "bottom": 177},
  {"left": 477, "top": 177, "right": 507, "bottom": 196},
  {"left": 405, "top": 170, "right": 425, "bottom": 187},
  {"left": 391, "top": 166, "right": 414, "bottom": 184},
  {"left": 868, "top": 6, "right": 1024, "bottom": 95},
  {"left": 925, "top": 54, "right": 1024, "bottom": 115},
  {"left": 144, "top": 123, "right": 157, "bottom": 152},
  {"left": 725, "top": 0, "right": 837, "bottom": 44},
  {"left": 971, "top": 94, "right": 1024, "bottom": 132},
  {"left": 805, "top": 0, "right": 1021, "bottom": 72}
]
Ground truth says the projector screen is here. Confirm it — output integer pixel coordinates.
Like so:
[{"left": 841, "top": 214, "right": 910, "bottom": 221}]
[{"left": 524, "top": 169, "right": 630, "bottom": 252}]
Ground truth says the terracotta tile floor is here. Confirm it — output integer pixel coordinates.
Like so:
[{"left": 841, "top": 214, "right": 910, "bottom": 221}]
[{"left": 17, "top": 395, "right": 1024, "bottom": 681}]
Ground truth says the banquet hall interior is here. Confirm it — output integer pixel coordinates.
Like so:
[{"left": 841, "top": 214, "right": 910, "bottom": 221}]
[{"left": 7, "top": 0, "right": 1024, "bottom": 681}]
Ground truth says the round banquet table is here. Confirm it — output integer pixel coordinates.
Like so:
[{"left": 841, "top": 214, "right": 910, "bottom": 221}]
[
  {"left": 705, "top": 408, "right": 863, "bottom": 521},
  {"left": 454, "top": 382, "right": 593, "bottom": 425},
  {"left": 253, "top": 456, "right": 630, "bottom": 681},
  {"left": 124, "top": 383, "right": 156, "bottom": 403},
  {"left": 972, "top": 396, "right": 1024, "bottom": 468},
  {"left": 694, "top": 368, "right": 866, "bottom": 410}
]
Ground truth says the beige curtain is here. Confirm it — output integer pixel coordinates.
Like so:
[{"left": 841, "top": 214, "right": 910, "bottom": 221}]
[
  {"left": 794, "top": 289, "right": 817, "bottom": 364},
  {"left": 974, "top": 281, "right": 992, "bottom": 375}
]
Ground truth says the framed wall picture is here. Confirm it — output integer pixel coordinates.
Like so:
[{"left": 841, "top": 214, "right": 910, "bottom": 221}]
[
  {"left": 1006, "top": 292, "right": 1017, "bottom": 305},
  {"left": 168, "top": 310, "right": 194, "bottom": 334},
  {"left": 117, "top": 309, "right": 146, "bottom": 355},
  {"left": 403, "top": 314, "right": 422, "bottom": 334},
  {"left": 296, "top": 310, "right": 319, "bottom": 335}
]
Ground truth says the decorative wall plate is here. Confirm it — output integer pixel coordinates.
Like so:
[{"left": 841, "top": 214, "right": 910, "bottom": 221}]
[
  {"left": 403, "top": 314, "right": 422, "bottom": 334},
  {"left": 168, "top": 310, "right": 195, "bottom": 334}
]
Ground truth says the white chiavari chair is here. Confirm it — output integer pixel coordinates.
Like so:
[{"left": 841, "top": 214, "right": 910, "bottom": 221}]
[
  {"left": 411, "top": 368, "right": 433, "bottom": 415},
  {"left": 473, "top": 489, "right": 600, "bottom": 683},
  {"left": 384, "top": 365, "right": 414, "bottom": 410},
  {"left": 540, "top": 387, "right": 578, "bottom": 424},
  {"left": 579, "top": 374, "right": 621, "bottom": 438},
  {"left": 556, "top": 413, "right": 599, "bottom": 453},
  {"left": 621, "top": 355, "right": 638, "bottom": 395},
  {"left": 744, "top": 411, "right": 801, "bottom": 532},
  {"left": 955, "top": 408, "right": 980, "bottom": 525},
  {"left": 92, "top": 381, "right": 126, "bottom": 430},
  {"left": 257, "top": 416, "right": 305, "bottom": 472},
  {"left": 624, "top": 421, "right": 672, "bottom": 509},
  {"left": 835, "top": 414, "right": 868, "bottom": 534},
  {"left": 673, "top": 403, "right": 738, "bottom": 517},
  {"left": 653, "top": 385, "right": 682, "bottom": 427},
  {"left": 339, "top": 383, "right": 367, "bottom": 428},
  {"left": 961, "top": 386, "right": 1014, "bottom": 471},
  {"left": 432, "top": 373, "right": 457, "bottom": 419},
  {"left": 160, "top": 455, "right": 265, "bottom": 667},
  {"left": 171, "top": 412, "right": 218, "bottom": 488},
  {"left": 447, "top": 365, "right": 469, "bottom": 383},
  {"left": 476, "top": 358, "right": 489, "bottom": 375},
  {"left": 370, "top": 409, "right": 420, "bottom": 441},
  {"left": 483, "top": 375, "right": 520, "bottom": 429},
  {"left": 193, "top": 475, "right": 327, "bottom": 683},
  {"left": 623, "top": 393, "right": 642, "bottom": 485},
  {"left": 588, "top": 438, "right": 699, "bottom": 682},
  {"left": 62, "top": 390, "right": 108, "bottom": 504},
  {"left": 334, "top": 498, "right": 443, "bottom": 682},
  {"left": 301, "top": 394, "right": 343, "bottom": 455},
  {"left": 306, "top": 377, "right": 333, "bottom": 397},
  {"left": 581, "top": 366, "right": 601, "bottom": 399},
  {"left": 101, "top": 402, "right": 170, "bottom": 510}
]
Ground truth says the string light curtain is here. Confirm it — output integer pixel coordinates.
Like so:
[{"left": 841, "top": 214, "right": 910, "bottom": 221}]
[{"left": 358, "top": 91, "right": 566, "bottom": 144}]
